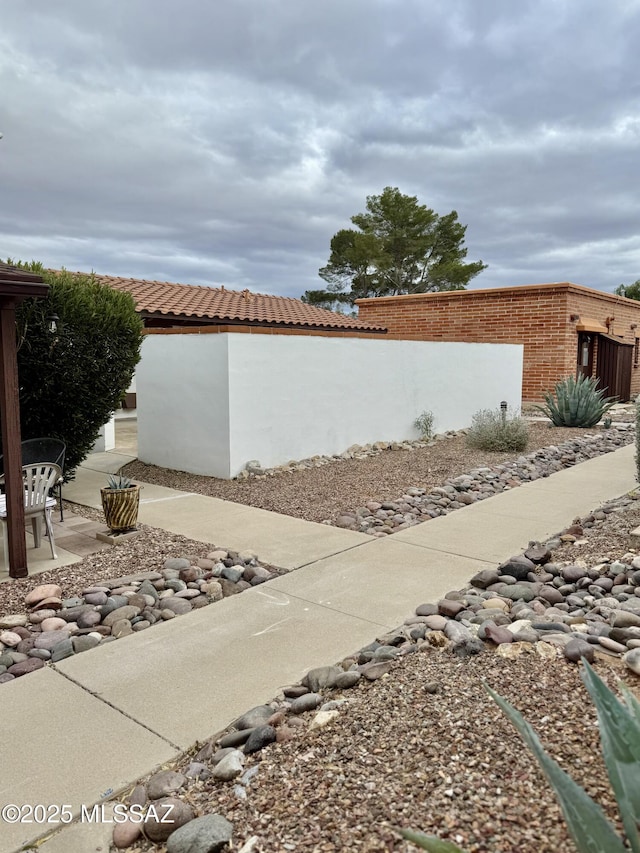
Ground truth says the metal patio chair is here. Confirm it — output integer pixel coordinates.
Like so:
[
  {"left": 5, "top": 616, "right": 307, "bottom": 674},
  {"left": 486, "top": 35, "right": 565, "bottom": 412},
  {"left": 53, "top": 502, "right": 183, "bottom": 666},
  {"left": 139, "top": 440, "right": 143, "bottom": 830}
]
[{"left": 0, "top": 462, "right": 62, "bottom": 568}]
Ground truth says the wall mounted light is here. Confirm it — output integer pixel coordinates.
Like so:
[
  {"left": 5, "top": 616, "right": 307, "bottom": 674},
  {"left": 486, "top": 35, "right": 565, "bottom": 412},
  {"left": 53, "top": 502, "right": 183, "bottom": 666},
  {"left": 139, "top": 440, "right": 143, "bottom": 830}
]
[{"left": 569, "top": 314, "right": 580, "bottom": 322}]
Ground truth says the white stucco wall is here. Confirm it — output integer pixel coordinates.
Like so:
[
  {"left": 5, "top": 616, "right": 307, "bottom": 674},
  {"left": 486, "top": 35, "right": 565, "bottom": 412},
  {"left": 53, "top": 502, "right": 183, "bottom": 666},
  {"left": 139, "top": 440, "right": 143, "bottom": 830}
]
[
  {"left": 137, "top": 333, "right": 231, "bottom": 476},
  {"left": 92, "top": 416, "right": 116, "bottom": 453},
  {"left": 136, "top": 332, "right": 523, "bottom": 478}
]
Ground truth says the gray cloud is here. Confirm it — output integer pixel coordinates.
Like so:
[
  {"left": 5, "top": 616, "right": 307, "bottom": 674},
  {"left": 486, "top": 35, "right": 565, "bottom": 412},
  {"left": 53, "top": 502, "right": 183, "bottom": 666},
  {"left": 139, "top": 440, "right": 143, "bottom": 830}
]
[{"left": 1, "top": 0, "right": 640, "bottom": 297}]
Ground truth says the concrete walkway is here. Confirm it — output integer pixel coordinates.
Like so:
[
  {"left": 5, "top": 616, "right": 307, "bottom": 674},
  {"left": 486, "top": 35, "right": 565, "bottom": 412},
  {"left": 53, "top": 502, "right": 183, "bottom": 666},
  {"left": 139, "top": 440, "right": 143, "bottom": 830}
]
[{"left": 1, "top": 443, "right": 636, "bottom": 852}]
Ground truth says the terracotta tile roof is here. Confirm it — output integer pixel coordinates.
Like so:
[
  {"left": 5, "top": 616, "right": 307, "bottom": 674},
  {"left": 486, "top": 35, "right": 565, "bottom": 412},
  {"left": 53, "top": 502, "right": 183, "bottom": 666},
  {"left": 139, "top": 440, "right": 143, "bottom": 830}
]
[{"left": 85, "top": 274, "right": 386, "bottom": 332}]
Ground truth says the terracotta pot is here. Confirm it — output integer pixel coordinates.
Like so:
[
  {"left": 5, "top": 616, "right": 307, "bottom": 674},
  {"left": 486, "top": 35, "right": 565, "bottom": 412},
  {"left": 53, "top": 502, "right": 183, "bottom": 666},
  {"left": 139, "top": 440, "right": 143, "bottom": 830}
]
[{"left": 100, "top": 484, "right": 140, "bottom": 532}]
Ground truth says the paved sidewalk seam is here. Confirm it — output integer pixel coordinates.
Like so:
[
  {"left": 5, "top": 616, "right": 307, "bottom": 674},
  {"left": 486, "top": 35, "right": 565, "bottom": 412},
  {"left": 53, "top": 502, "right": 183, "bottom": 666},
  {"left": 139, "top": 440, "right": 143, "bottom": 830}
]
[
  {"left": 50, "top": 665, "right": 183, "bottom": 751},
  {"left": 293, "top": 538, "right": 374, "bottom": 569}
]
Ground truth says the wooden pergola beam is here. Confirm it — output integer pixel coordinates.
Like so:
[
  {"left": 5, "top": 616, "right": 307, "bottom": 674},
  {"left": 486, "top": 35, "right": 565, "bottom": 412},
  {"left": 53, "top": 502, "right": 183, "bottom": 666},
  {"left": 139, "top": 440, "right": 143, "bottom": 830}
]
[{"left": 0, "top": 262, "right": 49, "bottom": 578}]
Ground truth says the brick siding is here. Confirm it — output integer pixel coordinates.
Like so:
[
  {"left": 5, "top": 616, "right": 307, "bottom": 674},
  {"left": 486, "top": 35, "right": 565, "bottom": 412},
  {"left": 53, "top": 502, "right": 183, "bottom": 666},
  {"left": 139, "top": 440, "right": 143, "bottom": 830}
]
[{"left": 357, "top": 283, "right": 640, "bottom": 401}]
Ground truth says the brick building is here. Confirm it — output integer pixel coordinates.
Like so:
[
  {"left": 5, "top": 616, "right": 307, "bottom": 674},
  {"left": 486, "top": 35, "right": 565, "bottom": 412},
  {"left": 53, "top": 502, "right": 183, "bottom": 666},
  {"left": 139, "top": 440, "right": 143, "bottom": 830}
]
[{"left": 356, "top": 282, "right": 640, "bottom": 402}]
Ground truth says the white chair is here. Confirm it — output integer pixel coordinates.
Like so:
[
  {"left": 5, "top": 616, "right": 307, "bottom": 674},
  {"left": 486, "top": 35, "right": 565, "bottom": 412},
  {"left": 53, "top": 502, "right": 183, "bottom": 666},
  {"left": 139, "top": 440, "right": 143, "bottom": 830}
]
[{"left": 0, "top": 462, "right": 62, "bottom": 568}]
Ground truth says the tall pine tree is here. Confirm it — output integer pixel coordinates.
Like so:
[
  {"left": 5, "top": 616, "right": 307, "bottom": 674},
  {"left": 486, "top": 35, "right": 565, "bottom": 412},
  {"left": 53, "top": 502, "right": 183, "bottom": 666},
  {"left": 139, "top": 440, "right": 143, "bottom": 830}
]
[{"left": 303, "top": 187, "right": 486, "bottom": 309}]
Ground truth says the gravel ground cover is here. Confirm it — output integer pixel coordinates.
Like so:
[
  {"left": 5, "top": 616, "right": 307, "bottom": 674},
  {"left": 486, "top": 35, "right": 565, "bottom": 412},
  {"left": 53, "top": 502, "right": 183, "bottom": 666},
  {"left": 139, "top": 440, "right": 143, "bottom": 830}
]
[
  {"left": 0, "top": 521, "right": 242, "bottom": 619},
  {"left": 119, "top": 652, "right": 625, "bottom": 853},
  {"left": 121, "top": 424, "right": 610, "bottom": 524},
  {"left": 109, "top": 491, "right": 640, "bottom": 853}
]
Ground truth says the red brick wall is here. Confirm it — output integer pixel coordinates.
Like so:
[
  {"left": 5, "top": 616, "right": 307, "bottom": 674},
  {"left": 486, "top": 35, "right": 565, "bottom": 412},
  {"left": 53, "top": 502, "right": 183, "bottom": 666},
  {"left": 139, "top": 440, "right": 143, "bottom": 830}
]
[{"left": 357, "top": 284, "right": 640, "bottom": 401}]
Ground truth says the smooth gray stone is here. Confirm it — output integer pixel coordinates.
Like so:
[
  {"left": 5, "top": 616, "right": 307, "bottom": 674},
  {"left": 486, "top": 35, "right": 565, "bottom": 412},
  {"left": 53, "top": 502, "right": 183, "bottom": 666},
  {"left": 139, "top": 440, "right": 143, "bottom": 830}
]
[
  {"left": 290, "top": 693, "right": 322, "bottom": 714},
  {"left": 243, "top": 725, "right": 276, "bottom": 754},
  {"left": 598, "top": 637, "right": 628, "bottom": 654},
  {"left": 147, "top": 770, "right": 186, "bottom": 800},
  {"left": 58, "top": 604, "right": 96, "bottom": 622},
  {"left": 611, "top": 610, "right": 640, "bottom": 628},
  {"left": 164, "top": 558, "right": 191, "bottom": 572},
  {"left": 102, "top": 605, "right": 140, "bottom": 627},
  {"left": 72, "top": 635, "right": 101, "bottom": 653},
  {"left": 34, "top": 630, "right": 70, "bottom": 650},
  {"left": 138, "top": 579, "right": 160, "bottom": 601},
  {"left": 165, "top": 578, "right": 188, "bottom": 593},
  {"left": 334, "top": 670, "right": 361, "bottom": 689},
  {"left": 623, "top": 647, "right": 640, "bottom": 675},
  {"left": 498, "top": 555, "right": 535, "bottom": 581},
  {"left": 564, "top": 638, "right": 595, "bottom": 663},
  {"left": 144, "top": 797, "right": 194, "bottom": 843},
  {"left": 184, "top": 762, "right": 211, "bottom": 780},
  {"left": 220, "top": 567, "right": 243, "bottom": 583},
  {"left": 302, "top": 665, "right": 342, "bottom": 692},
  {"left": 234, "top": 705, "right": 273, "bottom": 730},
  {"left": 166, "top": 814, "right": 233, "bottom": 853},
  {"left": 50, "top": 639, "right": 75, "bottom": 662},
  {"left": 28, "top": 648, "right": 51, "bottom": 660},
  {"left": 7, "top": 657, "right": 44, "bottom": 676},
  {"left": 76, "top": 610, "right": 102, "bottom": 629},
  {"left": 61, "top": 597, "right": 84, "bottom": 609},
  {"left": 212, "top": 750, "right": 244, "bottom": 782},
  {"left": 83, "top": 592, "right": 107, "bottom": 606},
  {"left": 219, "top": 729, "right": 253, "bottom": 748},
  {"left": 99, "top": 596, "right": 129, "bottom": 616},
  {"left": 159, "top": 597, "right": 193, "bottom": 615},
  {"left": 532, "top": 622, "right": 570, "bottom": 633}
]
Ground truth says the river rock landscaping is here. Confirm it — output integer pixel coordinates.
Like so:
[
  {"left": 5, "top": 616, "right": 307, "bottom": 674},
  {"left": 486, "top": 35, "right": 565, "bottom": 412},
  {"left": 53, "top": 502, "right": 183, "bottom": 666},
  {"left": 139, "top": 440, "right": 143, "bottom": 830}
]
[
  {"left": 0, "top": 549, "right": 281, "bottom": 684},
  {"left": 103, "top": 490, "right": 640, "bottom": 852},
  {"left": 121, "top": 422, "right": 634, "bottom": 530},
  {"left": 329, "top": 426, "right": 633, "bottom": 534}
]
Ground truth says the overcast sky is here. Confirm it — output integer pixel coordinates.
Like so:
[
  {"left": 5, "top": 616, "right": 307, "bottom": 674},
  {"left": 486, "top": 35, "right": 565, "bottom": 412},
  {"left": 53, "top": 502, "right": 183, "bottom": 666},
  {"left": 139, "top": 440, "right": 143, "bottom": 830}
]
[{"left": 1, "top": 0, "right": 639, "bottom": 300}]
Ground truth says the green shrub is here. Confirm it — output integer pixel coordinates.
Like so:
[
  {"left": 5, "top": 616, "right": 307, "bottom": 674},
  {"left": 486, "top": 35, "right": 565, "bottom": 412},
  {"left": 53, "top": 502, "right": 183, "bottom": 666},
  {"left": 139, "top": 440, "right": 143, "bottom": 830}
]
[
  {"left": 414, "top": 410, "right": 435, "bottom": 440},
  {"left": 465, "top": 407, "right": 529, "bottom": 452},
  {"left": 402, "top": 661, "right": 640, "bottom": 853},
  {"left": 6, "top": 262, "right": 143, "bottom": 479},
  {"left": 535, "top": 374, "right": 616, "bottom": 428}
]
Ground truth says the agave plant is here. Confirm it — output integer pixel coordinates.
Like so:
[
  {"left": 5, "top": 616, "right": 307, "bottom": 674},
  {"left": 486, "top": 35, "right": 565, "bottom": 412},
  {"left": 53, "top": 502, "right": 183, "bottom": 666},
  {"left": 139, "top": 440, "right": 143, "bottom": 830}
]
[
  {"left": 106, "top": 473, "right": 133, "bottom": 490},
  {"left": 535, "top": 374, "right": 617, "bottom": 428},
  {"left": 401, "top": 661, "right": 640, "bottom": 853}
]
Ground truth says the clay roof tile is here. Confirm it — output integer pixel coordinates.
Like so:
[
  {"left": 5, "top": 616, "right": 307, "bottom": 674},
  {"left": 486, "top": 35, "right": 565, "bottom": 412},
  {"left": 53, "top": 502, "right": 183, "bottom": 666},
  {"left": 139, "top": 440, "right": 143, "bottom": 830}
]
[{"left": 85, "top": 274, "right": 386, "bottom": 332}]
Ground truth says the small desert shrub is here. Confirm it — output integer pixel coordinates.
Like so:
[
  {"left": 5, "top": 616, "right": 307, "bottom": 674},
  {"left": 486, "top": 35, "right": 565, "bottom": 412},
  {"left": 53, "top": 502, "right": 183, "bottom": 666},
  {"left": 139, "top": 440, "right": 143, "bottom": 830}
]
[
  {"left": 413, "top": 409, "right": 435, "bottom": 440},
  {"left": 465, "top": 407, "right": 529, "bottom": 452}
]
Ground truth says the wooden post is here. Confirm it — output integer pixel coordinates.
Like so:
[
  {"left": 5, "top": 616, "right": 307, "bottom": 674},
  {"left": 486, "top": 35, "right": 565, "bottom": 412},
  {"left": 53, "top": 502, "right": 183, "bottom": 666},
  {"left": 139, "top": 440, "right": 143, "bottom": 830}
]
[
  {"left": 0, "top": 261, "right": 49, "bottom": 578},
  {"left": 0, "top": 301, "right": 27, "bottom": 577}
]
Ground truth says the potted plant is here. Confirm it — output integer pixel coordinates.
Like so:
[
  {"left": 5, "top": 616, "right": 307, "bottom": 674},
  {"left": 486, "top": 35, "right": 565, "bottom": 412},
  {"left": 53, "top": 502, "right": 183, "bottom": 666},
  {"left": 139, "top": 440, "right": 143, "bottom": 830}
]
[{"left": 100, "top": 474, "right": 140, "bottom": 532}]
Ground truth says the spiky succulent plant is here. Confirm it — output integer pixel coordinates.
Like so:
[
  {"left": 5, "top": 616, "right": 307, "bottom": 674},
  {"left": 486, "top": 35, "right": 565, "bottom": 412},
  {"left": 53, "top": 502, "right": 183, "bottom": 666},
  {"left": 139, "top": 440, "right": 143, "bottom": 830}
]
[
  {"left": 534, "top": 374, "right": 616, "bottom": 428},
  {"left": 106, "top": 473, "right": 133, "bottom": 490}
]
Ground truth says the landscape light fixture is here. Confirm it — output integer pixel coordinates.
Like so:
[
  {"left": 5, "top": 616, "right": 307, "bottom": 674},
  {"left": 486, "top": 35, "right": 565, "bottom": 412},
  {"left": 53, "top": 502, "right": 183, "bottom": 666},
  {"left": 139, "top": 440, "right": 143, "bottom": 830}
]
[{"left": 47, "top": 313, "right": 59, "bottom": 333}]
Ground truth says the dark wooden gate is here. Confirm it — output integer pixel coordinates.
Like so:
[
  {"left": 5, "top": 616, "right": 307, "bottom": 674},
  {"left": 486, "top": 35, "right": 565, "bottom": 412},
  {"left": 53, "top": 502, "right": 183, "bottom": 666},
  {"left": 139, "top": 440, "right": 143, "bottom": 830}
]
[{"left": 595, "top": 334, "right": 633, "bottom": 401}]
